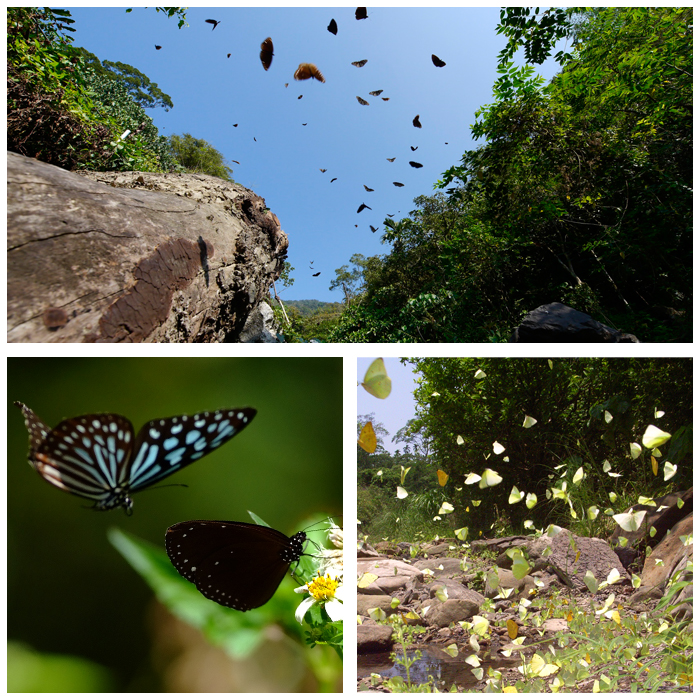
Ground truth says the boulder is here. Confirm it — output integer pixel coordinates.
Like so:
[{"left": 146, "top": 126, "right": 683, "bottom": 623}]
[
  {"left": 357, "top": 559, "right": 424, "bottom": 595},
  {"left": 509, "top": 303, "right": 640, "bottom": 342},
  {"left": 483, "top": 567, "right": 536, "bottom": 599},
  {"left": 357, "top": 623, "right": 394, "bottom": 653},
  {"left": 7, "top": 153, "right": 288, "bottom": 342},
  {"left": 357, "top": 594, "right": 395, "bottom": 617},
  {"left": 237, "top": 301, "right": 281, "bottom": 342},
  {"left": 423, "top": 599, "right": 480, "bottom": 628}
]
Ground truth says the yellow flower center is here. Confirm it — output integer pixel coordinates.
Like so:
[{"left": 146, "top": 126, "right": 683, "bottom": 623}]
[{"left": 307, "top": 572, "right": 339, "bottom": 601}]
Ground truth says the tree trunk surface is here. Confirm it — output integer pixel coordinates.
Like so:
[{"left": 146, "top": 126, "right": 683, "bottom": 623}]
[{"left": 7, "top": 152, "right": 288, "bottom": 342}]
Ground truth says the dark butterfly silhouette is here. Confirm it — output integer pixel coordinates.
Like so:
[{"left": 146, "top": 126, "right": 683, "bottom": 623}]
[
  {"left": 357, "top": 203, "right": 372, "bottom": 213},
  {"left": 254, "top": 137, "right": 257, "bottom": 142},
  {"left": 393, "top": 182, "right": 404, "bottom": 187},
  {"left": 312, "top": 272, "right": 321, "bottom": 277},
  {"left": 302, "top": 123, "right": 307, "bottom": 126},
  {"left": 320, "top": 168, "right": 327, "bottom": 173},
  {"left": 370, "top": 225, "right": 378, "bottom": 233},
  {"left": 284, "top": 83, "right": 289, "bottom": 88},
  {"left": 356, "top": 96, "right": 369, "bottom": 106},
  {"left": 356, "top": 7, "right": 368, "bottom": 20},
  {"left": 386, "top": 157, "right": 396, "bottom": 162},
  {"left": 165, "top": 520, "right": 310, "bottom": 610},
  {"left": 381, "top": 97, "right": 390, "bottom": 101},
  {"left": 413, "top": 115, "right": 422, "bottom": 128},
  {"left": 409, "top": 161, "right": 423, "bottom": 168},
  {"left": 363, "top": 185, "right": 374, "bottom": 192},
  {"left": 205, "top": 19, "right": 221, "bottom": 30},
  {"left": 328, "top": 18, "right": 338, "bottom": 34},
  {"left": 298, "top": 95, "right": 303, "bottom": 99},
  {"left": 411, "top": 146, "right": 418, "bottom": 151},
  {"left": 227, "top": 53, "right": 231, "bottom": 58},
  {"left": 369, "top": 90, "right": 383, "bottom": 96},
  {"left": 233, "top": 124, "right": 238, "bottom": 127},
  {"left": 310, "top": 260, "right": 314, "bottom": 264},
  {"left": 294, "top": 63, "right": 326, "bottom": 82},
  {"left": 431, "top": 54, "right": 446, "bottom": 67},
  {"left": 351, "top": 60, "right": 368, "bottom": 67},
  {"left": 354, "top": 225, "right": 358, "bottom": 228},
  {"left": 155, "top": 45, "right": 162, "bottom": 50},
  {"left": 260, "top": 37, "right": 274, "bottom": 71},
  {"left": 330, "top": 178, "right": 337, "bottom": 183},
  {"left": 16, "top": 402, "right": 257, "bottom": 514},
  {"left": 231, "top": 160, "right": 240, "bottom": 165},
  {"left": 445, "top": 142, "right": 448, "bottom": 145}
]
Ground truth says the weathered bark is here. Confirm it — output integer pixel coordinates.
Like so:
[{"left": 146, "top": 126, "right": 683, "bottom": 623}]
[{"left": 7, "top": 152, "right": 288, "bottom": 342}]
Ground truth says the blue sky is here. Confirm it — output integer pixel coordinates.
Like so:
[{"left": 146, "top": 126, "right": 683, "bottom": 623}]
[{"left": 66, "top": 7, "right": 566, "bottom": 303}]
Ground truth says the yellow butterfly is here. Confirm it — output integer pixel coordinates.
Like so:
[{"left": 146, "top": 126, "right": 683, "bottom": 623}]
[{"left": 357, "top": 421, "right": 377, "bottom": 453}]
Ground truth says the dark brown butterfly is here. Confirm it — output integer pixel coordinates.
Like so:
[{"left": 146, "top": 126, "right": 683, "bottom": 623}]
[
  {"left": 254, "top": 137, "right": 257, "bottom": 142},
  {"left": 381, "top": 97, "right": 390, "bottom": 101},
  {"left": 302, "top": 123, "right": 307, "bottom": 126},
  {"left": 409, "top": 161, "right": 423, "bottom": 168},
  {"left": 393, "top": 182, "right": 404, "bottom": 187},
  {"left": 298, "top": 95, "right": 303, "bottom": 99},
  {"left": 355, "top": 7, "right": 368, "bottom": 20},
  {"left": 354, "top": 225, "right": 358, "bottom": 228},
  {"left": 320, "top": 169, "right": 327, "bottom": 173},
  {"left": 370, "top": 225, "right": 378, "bottom": 233},
  {"left": 357, "top": 203, "right": 372, "bottom": 213},
  {"left": 445, "top": 142, "right": 448, "bottom": 145},
  {"left": 231, "top": 160, "right": 240, "bottom": 165},
  {"left": 155, "top": 45, "right": 162, "bottom": 50},
  {"left": 410, "top": 146, "right": 418, "bottom": 151},
  {"left": 260, "top": 37, "right": 274, "bottom": 71},
  {"left": 294, "top": 63, "right": 326, "bottom": 82},
  {"left": 387, "top": 214, "right": 394, "bottom": 216},
  {"left": 205, "top": 19, "right": 221, "bottom": 30},
  {"left": 284, "top": 83, "right": 289, "bottom": 88},
  {"left": 356, "top": 96, "right": 369, "bottom": 106},
  {"left": 369, "top": 90, "right": 383, "bottom": 96},
  {"left": 330, "top": 178, "right": 337, "bottom": 183},
  {"left": 227, "top": 53, "right": 231, "bottom": 58},
  {"left": 233, "top": 124, "right": 238, "bottom": 127},
  {"left": 351, "top": 59, "right": 368, "bottom": 67},
  {"left": 328, "top": 18, "right": 338, "bottom": 34},
  {"left": 312, "top": 272, "right": 321, "bottom": 277},
  {"left": 431, "top": 54, "right": 446, "bottom": 67},
  {"left": 363, "top": 185, "right": 374, "bottom": 192},
  {"left": 413, "top": 115, "right": 422, "bottom": 128},
  {"left": 386, "top": 157, "right": 396, "bottom": 162}
]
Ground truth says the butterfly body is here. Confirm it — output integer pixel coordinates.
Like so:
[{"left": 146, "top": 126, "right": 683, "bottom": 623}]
[
  {"left": 15, "top": 402, "right": 256, "bottom": 513},
  {"left": 166, "top": 520, "right": 307, "bottom": 610}
]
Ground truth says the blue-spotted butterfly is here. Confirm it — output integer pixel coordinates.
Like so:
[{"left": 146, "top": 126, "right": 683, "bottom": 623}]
[{"left": 15, "top": 402, "right": 257, "bottom": 514}]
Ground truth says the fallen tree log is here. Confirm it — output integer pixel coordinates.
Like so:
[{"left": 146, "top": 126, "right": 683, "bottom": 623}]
[{"left": 7, "top": 152, "right": 288, "bottom": 342}]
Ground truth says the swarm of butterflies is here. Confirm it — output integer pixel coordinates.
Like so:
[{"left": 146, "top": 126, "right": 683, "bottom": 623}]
[
  {"left": 15, "top": 401, "right": 324, "bottom": 612},
  {"left": 155, "top": 8, "right": 448, "bottom": 279}
]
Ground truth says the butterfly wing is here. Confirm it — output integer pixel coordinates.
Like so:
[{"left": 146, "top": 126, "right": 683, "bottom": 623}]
[
  {"left": 355, "top": 7, "right": 368, "bottom": 20},
  {"left": 431, "top": 54, "right": 446, "bottom": 67},
  {"left": 166, "top": 521, "right": 306, "bottom": 610},
  {"left": 260, "top": 37, "right": 274, "bottom": 71},
  {"left": 327, "top": 18, "right": 337, "bottom": 34},
  {"left": 351, "top": 60, "right": 368, "bottom": 67},
  {"left": 409, "top": 161, "right": 423, "bottom": 168},
  {"left": 128, "top": 408, "right": 257, "bottom": 493},
  {"left": 294, "top": 63, "right": 325, "bottom": 83},
  {"left": 356, "top": 96, "right": 369, "bottom": 105},
  {"left": 369, "top": 90, "right": 383, "bottom": 96},
  {"left": 413, "top": 115, "right": 422, "bottom": 128}
]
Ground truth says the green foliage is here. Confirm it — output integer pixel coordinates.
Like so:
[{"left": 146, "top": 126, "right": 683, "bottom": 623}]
[
  {"left": 273, "top": 301, "right": 344, "bottom": 343},
  {"left": 167, "top": 133, "right": 235, "bottom": 181}
]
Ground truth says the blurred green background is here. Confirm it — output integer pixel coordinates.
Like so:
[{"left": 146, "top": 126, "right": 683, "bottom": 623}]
[{"left": 7, "top": 357, "right": 342, "bottom": 692}]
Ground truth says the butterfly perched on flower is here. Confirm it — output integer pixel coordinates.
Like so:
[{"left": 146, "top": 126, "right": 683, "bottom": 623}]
[{"left": 15, "top": 402, "right": 256, "bottom": 514}]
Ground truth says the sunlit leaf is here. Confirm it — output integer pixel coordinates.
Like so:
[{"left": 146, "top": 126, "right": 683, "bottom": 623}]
[
  {"left": 642, "top": 425, "right": 672, "bottom": 449},
  {"left": 604, "top": 410, "right": 613, "bottom": 423},
  {"left": 509, "top": 486, "right": 524, "bottom": 504},
  {"left": 480, "top": 468, "right": 503, "bottom": 489},
  {"left": 357, "top": 421, "right": 377, "bottom": 453},
  {"left": 443, "top": 643, "right": 459, "bottom": 657},
  {"left": 397, "top": 486, "right": 408, "bottom": 499},
  {"left": 439, "top": 502, "right": 454, "bottom": 514},
  {"left": 474, "top": 369, "right": 486, "bottom": 379},
  {"left": 664, "top": 462, "right": 677, "bottom": 481},
  {"left": 465, "top": 472, "right": 481, "bottom": 485},
  {"left": 630, "top": 442, "right": 642, "bottom": 459},
  {"left": 523, "top": 415, "right": 537, "bottom": 428},
  {"left": 573, "top": 466, "right": 584, "bottom": 484},
  {"left": 492, "top": 441, "right": 505, "bottom": 455},
  {"left": 361, "top": 358, "right": 392, "bottom": 399},
  {"left": 613, "top": 510, "right": 646, "bottom": 532},
  {"left": 357, "top": 572, "right": 378, "bottom": 588}
]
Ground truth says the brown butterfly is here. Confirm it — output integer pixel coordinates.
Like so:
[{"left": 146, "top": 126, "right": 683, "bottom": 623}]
[
  {"left": 233, "top": 124, "right": 238, "bottom": 127},
  {"left": 355, "top": 7, "right": 368, "bottom": 20},
  {"left": 351, "top": 59, "right": 368, "bottom": 67},
  {"left": 410, "top": 146, "right": 418, "bottom": 151},
  {"left": 284, "top": 83, "right": 289, "bottom": 88},
  {"left": 370, "top": 225, "right": 378, "bottom": 232},
  {"left": 413, "top": 115, "right": 422, "bottom": 128},
  {"left": 227, "top": 53, "right": 231, "bottom": 58},
  {"left": 393, "top": 182, "right": 404, "bottom": 187},
  {"left": 386, "top": 157, "right": 396, "bottom": 162},
  {"left": 409, "top": 161, "right": 423, "bottom": 168},
  {"left": 260, "top": 37, "right": 274, "bottom": 71},
  {"left": 356, "top": 96, "right": 369, "bottom": 106},
  {"left": 381, "top": 97, "right": 390, "bottom": 101},
  {"left": 231, "top": 160, "right": 240, "bottom": 165},
  {"left": 328, "top": 18, "right": 338, "bottom": 34},
  {"left": 205, "top": 19, "right": 221, "bottom": 30},
  {"left": 363, "top": 185, "right": 374, "bottom": 191},
  {"left": 369, "top": 90, "right": 383, "bottom": 96},
  {"left": 320, "top": 168, "right": 327, "bottom": 173},
  {"left": 298, "top": 95, "right": 303, "bottom": 99},
  {"left": 294, "top": 63, "right": 326, "bottom": 82},
  {"left": 431, "top": 54, "right": 446, "bottom": 67},
  {"left": 312, "top": 272, "right": 321, "bottom": 277},
  {"left": 357, "top": 203, "right": 372, "bottom": 213},
  {"left": 330, "top": 178, "right": 337, "bottom": 183},
  {"left": 254, "top": 137, "right": 257, "bottom": 142},
  {"left": 155, "top": 45, "right": 162, "bottom": 50},
  {"left": 302, "top": 123, "right": 307, "bottom": 126}
]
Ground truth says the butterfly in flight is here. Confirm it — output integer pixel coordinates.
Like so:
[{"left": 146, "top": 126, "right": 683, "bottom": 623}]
[
  {"left": 15, "top": 402, "right": 256, "bottom": 514},
  {"left": 357, "top": 203, "right": 372, "bottom": 213},
  {"left": 205, "top": 19, "right": 221, "bottom": 30},
  {"left": 356, "top": 96, "right": 369, "bottom": 106},
  {"left": 312, "top": 272, "right": 321, "bottom": 277},
  {"left": 431, "top": 54, "right": 446, "bottom": 67},
  {"left": 227, "top": 53, "right": 231, "bottom": 58},
  {"left": 231, "top": 159, "right": 240, "bottom": 165},
  {"left": 393, "top": 182, "right": 404, "bottom": 187},
  {"left": 413, "top": 115, "right": 422, "bottom": 128},
  {"left": 232, "top": 124, "right": 238, "bottom": 127},
  {"left": 320, "top": 168, "right": 327, "bottom": 173},
  {"left": 411, "top": 146, "right": 418, "bottom": 151},
  {"left": 355, "top": 7, "right": 368, "bottom": 20},
  {"left": 302, "top": 123, "right": 307, "bottom": 126},
  {"left": 381, "top": 97, "right": 390, "bottom": 101},
  {"left": 327, "top": 18, "right": 338, "bottom": 34},
  {"left": 253, "top": 137, "right": 257, "bottom": 141},
  {"left": 294, "top": 63, "right": 326, "bottom": 82},
  {"left": 330, "top": 178, "right": 337, "bottom": 183},
  {"left": 386, "top": 157, "right": 396, "bottom": 162},
  {"left": 298, "top": 95, "right": 303, "bottom": 99},
  {"left": 370, "top": 225, "right": 378, "bottom": 233},
  {"left": 409, "top": 161, "right": 423, "bottom": 168},
  {"left": 155, "top": 45, "right": 162, "bottom": 50},
  {"left": 165, "top": 520, "right": 311, "bottom": 611},
  {"left": 363, "top": 185, "right": 374, "bottom": 192},
  {"left": 351, "top": 60, "right": 368, "bottom": 67},
  {"left": 260, "top": 37, "right": 274, "bottom": 71},
  {"left": 369, "top": 90, "right": 383, "bottom": 96}
]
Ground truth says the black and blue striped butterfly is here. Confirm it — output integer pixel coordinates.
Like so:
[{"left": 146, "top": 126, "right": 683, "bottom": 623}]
[{"left": 15, "top": 402, "right": 257, "bottom": 514}]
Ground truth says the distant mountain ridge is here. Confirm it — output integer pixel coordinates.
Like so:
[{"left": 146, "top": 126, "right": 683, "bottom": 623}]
[{"left": 275, "top": 299, "right": 343, "bottom": 316}]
